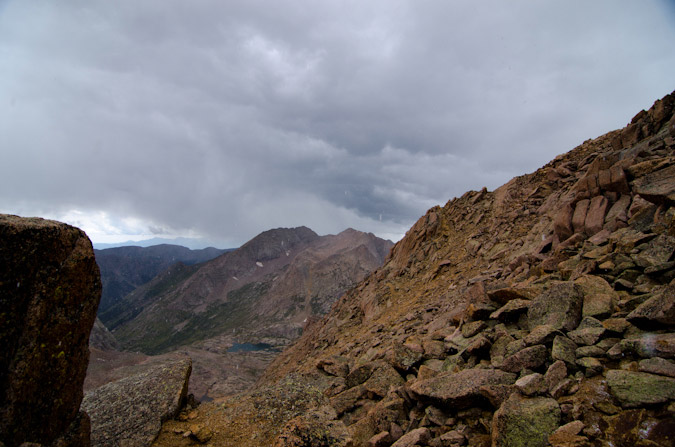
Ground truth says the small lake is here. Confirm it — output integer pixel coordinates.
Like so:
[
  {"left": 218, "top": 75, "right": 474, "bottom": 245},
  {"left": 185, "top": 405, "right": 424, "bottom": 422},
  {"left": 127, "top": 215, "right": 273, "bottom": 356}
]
[{"left": 227, "top": 342, "right": 275, "bottom": 353}]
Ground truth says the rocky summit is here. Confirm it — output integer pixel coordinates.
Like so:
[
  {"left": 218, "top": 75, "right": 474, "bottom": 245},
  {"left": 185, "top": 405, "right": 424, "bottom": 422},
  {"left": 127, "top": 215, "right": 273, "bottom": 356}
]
[
  {"left": 152, "top": 92, "right": 675, "bottom": 447},
  {"left": 0, "top": 215, "right": 101, "bottom": 447}
]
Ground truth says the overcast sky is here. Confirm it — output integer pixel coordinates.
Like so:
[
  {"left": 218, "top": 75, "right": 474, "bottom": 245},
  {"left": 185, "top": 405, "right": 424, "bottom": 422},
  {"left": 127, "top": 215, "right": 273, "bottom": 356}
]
[{"left": 1, "top": 1, "right": 674, "bottom": 248}]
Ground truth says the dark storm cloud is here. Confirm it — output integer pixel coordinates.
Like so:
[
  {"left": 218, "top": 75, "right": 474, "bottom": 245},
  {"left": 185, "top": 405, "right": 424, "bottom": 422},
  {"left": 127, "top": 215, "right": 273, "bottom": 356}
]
[{"left": 1, "top": 0, "right": 674, "bottom": 246}]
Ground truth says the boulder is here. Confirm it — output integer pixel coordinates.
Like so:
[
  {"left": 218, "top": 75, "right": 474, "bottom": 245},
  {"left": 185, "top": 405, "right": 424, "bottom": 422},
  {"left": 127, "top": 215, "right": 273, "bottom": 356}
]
[
  {"left": 274, "top": 407, "right": 351, "bottom": 447},
  {"left": 631, "top": 164, "right": 675, "bottom": 205},
  {"left": 584, "top": 196, "right": 609, "bottom": 236},
  {"left": 410, "top": 368, "right": 517, "bottom": 409},
  {"left": 620, "top": 333, "right": 675, "bottom": 359},
  {"left": 606, "top": 369, "right": 675, "bottom": 407},
  {"left": 0, "top": 215, "right": 101, "bottom": 447},
  {"left": 528, "top": 282, "right": 584, "bottom": 332},
  {"left": 626, "top": 282, "right": 675, "bottom": 328},
  {"left": 390, "top": 427, "right": 430, "bottom": 447},
  {"left": 574, "top": 275, "right": 618, "bottom": 319},
  {"left": 638, "top": 357, "right": 675, "bottom": 378},
  {"left": 489, "top": 299, "right": 530, "bottom": 322},
  {"left": 551, "top": 336, "right": 578, "bottom": 366},
  {"left": 634, "top": 234, "right": 675, "bottom": 269},
  {"left": 81, "top": 357, "right": 192, "bottom": 447},
  {"left": 572, "top": 200, "right": 590, "bottom": 235},
  {"left": 491, "top": 394, "right": 560, "bottom": 447},
  {"left": 500, "top": 345, "right": 548, "bottom": 373}
]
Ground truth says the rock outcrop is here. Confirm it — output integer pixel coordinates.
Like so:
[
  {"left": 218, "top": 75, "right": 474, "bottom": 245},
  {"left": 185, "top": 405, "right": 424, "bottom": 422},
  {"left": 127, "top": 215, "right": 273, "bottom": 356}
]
[
  {"left": 81, "top": 358, "right": 191, "bottom": 447},
  {"left": 0, "top": 215, "right": 101, "bottom": 447},
  {"left": 152, "top": 93, "right": 675, "bottom": 447}
]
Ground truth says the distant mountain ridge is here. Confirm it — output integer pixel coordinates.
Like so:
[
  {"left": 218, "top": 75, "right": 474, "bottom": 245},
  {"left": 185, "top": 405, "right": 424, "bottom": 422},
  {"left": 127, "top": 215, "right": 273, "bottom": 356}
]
[
  {"left": 102, "top": 226, "right": 393, "bottom": 355},
  {"left": 93, "top": 236, "right": 230, "bottom": 250},
  {"left": 95, "top": 244, "right": 231, "bottom": 314}
]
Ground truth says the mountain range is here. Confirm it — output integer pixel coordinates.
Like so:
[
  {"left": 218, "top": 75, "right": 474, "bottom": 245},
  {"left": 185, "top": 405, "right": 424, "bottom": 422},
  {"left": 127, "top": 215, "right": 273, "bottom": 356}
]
[{"left": 95, "top": 244, "right": 230, "bottom": 314}]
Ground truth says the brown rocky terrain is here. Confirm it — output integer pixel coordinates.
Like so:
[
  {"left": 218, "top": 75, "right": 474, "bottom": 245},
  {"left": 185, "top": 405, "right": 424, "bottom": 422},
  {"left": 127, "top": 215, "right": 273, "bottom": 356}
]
[
  {"left": 0, "top": 215, "right": 101, "bottom": 447},
  {"left": 152, "top": 91, "right": 675, "bottom": 447}
]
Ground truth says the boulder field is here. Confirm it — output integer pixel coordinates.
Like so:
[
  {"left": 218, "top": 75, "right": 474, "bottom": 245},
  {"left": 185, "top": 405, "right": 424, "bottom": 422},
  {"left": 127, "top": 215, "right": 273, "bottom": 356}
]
[{"left": 152, "top": 92, "right": 675, "bottom": 446}]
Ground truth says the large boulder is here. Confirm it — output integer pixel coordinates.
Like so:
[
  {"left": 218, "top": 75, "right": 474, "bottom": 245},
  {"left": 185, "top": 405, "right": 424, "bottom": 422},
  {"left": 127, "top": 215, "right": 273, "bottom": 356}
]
[
  {"left": 0, "top": 215, "right": 101, "bottom": 447},
  {"left": 626, "top": 282, "right": 675, "bottom": 328},
  {"left": 81, "top": 357, "right": 192, "bottom": 447},
  {"left": 606, "top": 369, "right": 675, "bottom": 407},
  {"left": 528, "top": 282, "right": 584, "bottom": 332},
  {"left": 409, "top": 368, "right": 516, "bottom": 409},
  {"left": 492, "top": 394, "right": 560, "bottom": 447}
]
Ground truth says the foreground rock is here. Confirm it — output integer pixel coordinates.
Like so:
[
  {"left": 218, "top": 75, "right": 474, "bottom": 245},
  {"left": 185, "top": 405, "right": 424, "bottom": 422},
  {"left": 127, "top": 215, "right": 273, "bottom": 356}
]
[
  {"left": 82, "top": 358, "right": 191, "bottom": 447},
  {"left": 0, "top": 215, "right": 101, "bottom": 447}
]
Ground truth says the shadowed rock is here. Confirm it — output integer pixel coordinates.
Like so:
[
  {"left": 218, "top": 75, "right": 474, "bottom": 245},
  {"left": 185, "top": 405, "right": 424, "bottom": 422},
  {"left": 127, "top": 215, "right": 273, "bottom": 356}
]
[{"left": 0, "top": 215, "right": 101, "bottom": 447}]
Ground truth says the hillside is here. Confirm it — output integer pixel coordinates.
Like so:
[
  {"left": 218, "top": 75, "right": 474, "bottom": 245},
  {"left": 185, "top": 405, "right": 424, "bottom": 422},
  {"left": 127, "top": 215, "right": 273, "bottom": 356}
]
[
  {"left": 152, "top": 91, "right": 675, "bottom": 447},
  {"left": 102, "top": 227, "right": 393, "bottom": 355},
  {"left": 95, "top": 244, "right": 230, "bottom": 314}
]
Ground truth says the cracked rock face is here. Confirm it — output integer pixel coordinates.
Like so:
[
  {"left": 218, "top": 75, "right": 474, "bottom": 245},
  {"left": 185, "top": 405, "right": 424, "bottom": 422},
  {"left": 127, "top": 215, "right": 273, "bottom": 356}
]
[
  {"left": 81, "top": 357, "right": 192, "bottom": 447},
  {"left": 0, "top": 215, "right": 101, "bottom": 447}
]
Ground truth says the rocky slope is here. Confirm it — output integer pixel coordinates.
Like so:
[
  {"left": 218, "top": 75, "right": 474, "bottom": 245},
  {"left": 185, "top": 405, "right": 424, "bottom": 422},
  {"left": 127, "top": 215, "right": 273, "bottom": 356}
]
[
  {"left": 103, "top": 227, "right": 393, "bottom": 355},
  {"left": 0, "top": 215, "right": 101, "bottom": 447},
  {"left": 152, "top": 91, "right": 675, "bottom": 447},
  {"left": 95, "top": 244, "right": 229, "bottom": 315}
]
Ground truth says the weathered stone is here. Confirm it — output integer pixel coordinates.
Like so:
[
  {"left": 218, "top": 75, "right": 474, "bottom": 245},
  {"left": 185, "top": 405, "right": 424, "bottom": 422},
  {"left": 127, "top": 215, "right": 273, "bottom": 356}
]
[
  {"left": 461, "top": 321, "right": 487, "bottom": 338},
  {"left": 465, "top": 335, "right": 491, "bottom": 358},
  {"left": 0, "top": 215, "right": 101, "bottom": 447},
  {"left": 515, "top": 373, "right": 545, "bottom": 396},
  {"left": 386, "top": 343, "right": 423, "bottom": 371},
  {"left": 390, "top": 427, "right": 430, "bottom": 447},
  {"left": 544, "top": 360, "right": 568, "bottom": 395},
  {"left": 574, "top": 275, "right": 618, "bottom": 318},
  {"left": 576, "top": 357, "right": 603, "bottom": 377},
  {"left": 606, "top": 369, "right": 675, "bottom": 407},
  {"left": 500, "top": 345, "right": 548, "bottom": 373},
  {"left": 635, "top": 234, "right": 675, "bottom": 268},
  {"left": 548, "top": 420, "right": 589, "bottom": 447},
  {"left": 478, "top": 384, "right": 517, "bottom": 408},
  {"left": 440, "top": 430, "right": 466, "bottom": 446},
  {"left": 631, "top": 164, "right": 675, "bottom": 205},
  {"left": 604, "top": 194, "right": 631, "bottom": 232},
  {"left": 620, "top": 333, "right": 675, "bottom": 359},
  {"left": 524, "top": 325, "right": 560, "bottom": 346},
  {"left": 274, "top": 408, "right": 351, "bottom": 447},
  {"left": 491, "top": 394, "right": 560, "bottom": 447},
  {"left": 638, "top": 357, "right": 675, "bottom": 378},
  {"left": 528, "top": 282, "right": 584, "bottom": 332},
  {"left": 362, "top": 363, "right": 405, "bottom": 398},
  {"left": 487, "top": 287, "right": 541, "bottom": 304},
  {"left": 575, "top": 346, "right": 605, "bottom": 358},
  {"left": 330, "top": 385, "right": 367, "bottom": 416},
  {"left": 317, "top": 356, "right": 351, "bottom": 378},
  {"left": 189, "top": 424, "right": 213, "bottom": 444},
  {"left": 602, "top": 318, "right": 631, "bottom": 334},
  {"left": 572, "top": 200, "right": 590, "bottom": 235},
  {"left": 489, "top": 299, "right": 530, "bottom": 322},
  {"left": 626, "top": 282, "right": 675, "bottom": 328},
  {"left": 567, "top": 327, "right": 605, "bottom": 346},
  {"left": 584, "top": 196, "right": 609, "bottom": 236},
  {"left": 553, "top": 203, "right": 575, "bottom": 242},
  {"left": 490, "top": 334, "right": 515, "bottom": 368},
  {"left": 367, "top": 431, "right": 391, "bottom": 447},
  {"left": 81, "top": 357, "right": 192, "bottom": 447},
  {"left": 422, "top": 339, "right": 446, "bottom": 360},
  {"left": 410, "top": 368, "right": 517, "bottom": 409},
  {"left": 552, "top": 336, "right": 578, "bottom": 365}
]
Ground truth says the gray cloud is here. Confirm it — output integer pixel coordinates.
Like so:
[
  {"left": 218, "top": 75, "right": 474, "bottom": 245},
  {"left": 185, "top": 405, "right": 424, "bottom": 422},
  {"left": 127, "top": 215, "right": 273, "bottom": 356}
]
[{"left": 1, "top": 0, "right": 674, "bottom": 246}]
